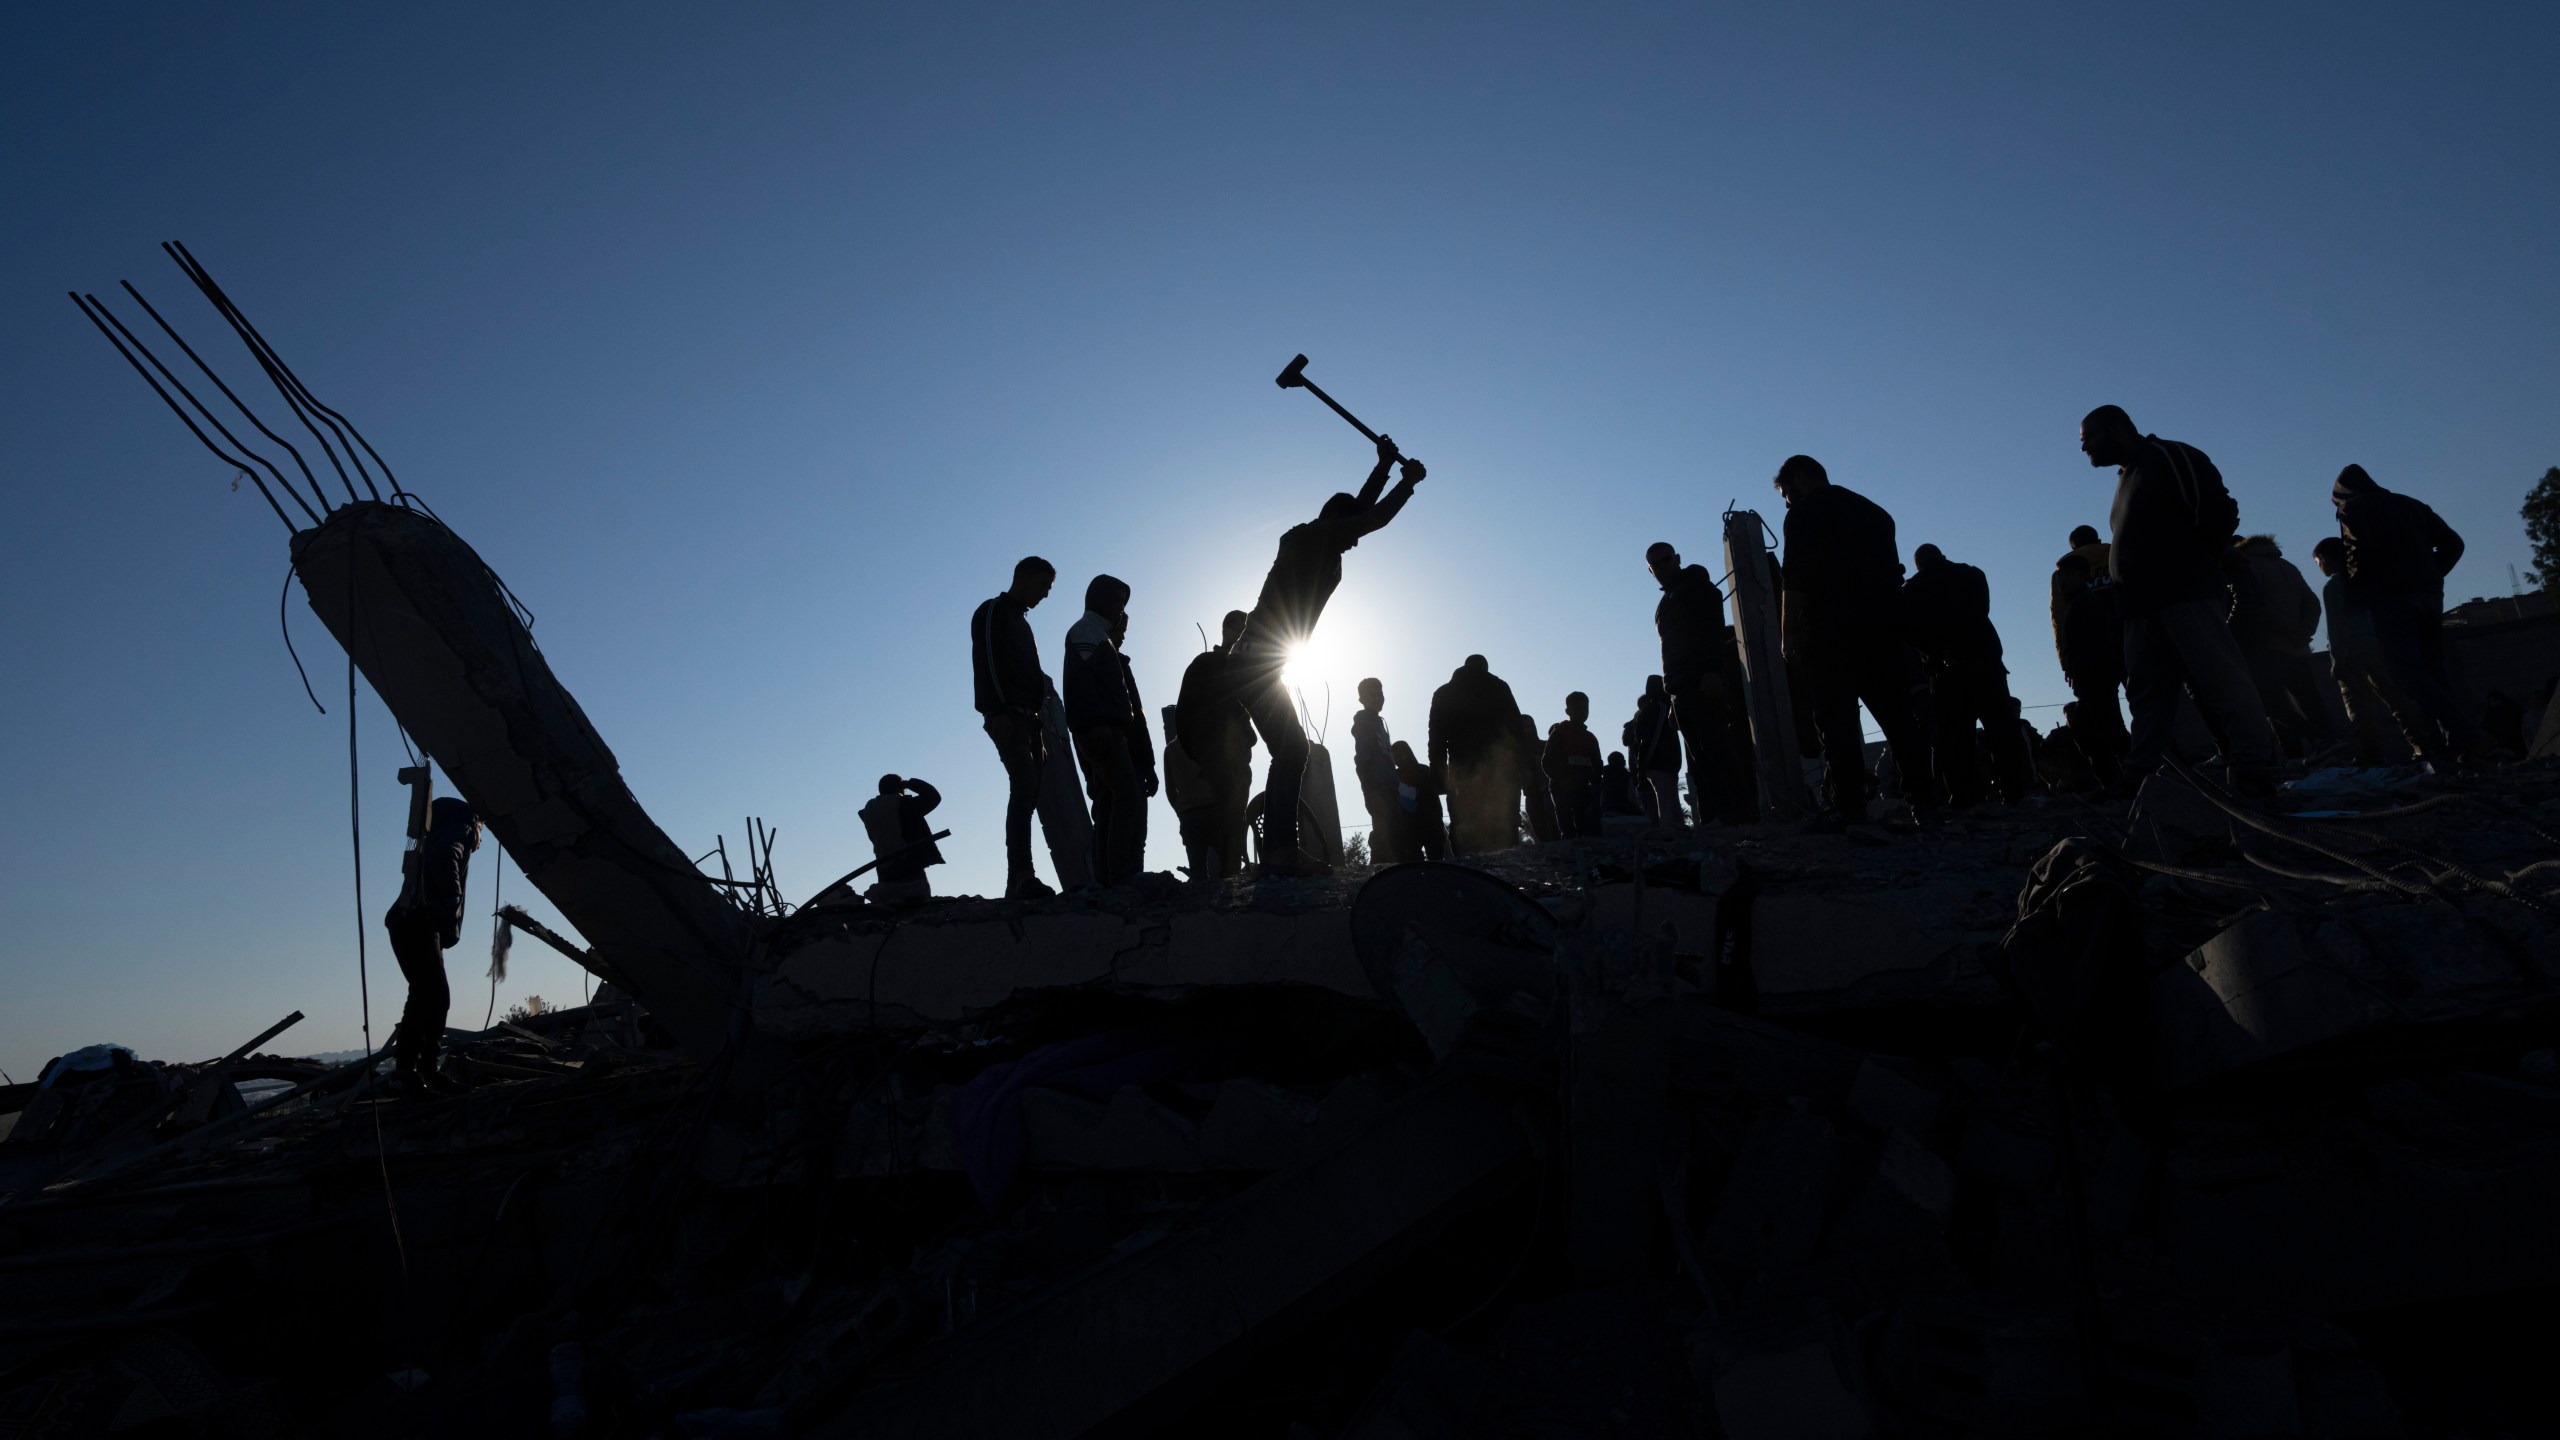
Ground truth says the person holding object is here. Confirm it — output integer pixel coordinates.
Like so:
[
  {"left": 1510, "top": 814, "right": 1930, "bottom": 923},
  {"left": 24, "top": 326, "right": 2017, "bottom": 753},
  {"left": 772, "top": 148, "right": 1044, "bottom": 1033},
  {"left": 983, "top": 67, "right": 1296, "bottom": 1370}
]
[
  {"left": 1237, "top": 433, "right": 1425, "bottom": 876},
  {"left": 385, "top": 796, "right": 480, "bottom": 1095},
  {"left": 860, "top": 775, "right": 945, "bottom": 904}
]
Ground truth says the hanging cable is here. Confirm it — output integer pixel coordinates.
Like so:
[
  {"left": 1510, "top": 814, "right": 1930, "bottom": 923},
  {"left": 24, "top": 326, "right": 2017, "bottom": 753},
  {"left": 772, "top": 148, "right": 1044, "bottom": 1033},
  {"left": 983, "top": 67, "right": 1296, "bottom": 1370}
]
[
  {"left": 280, "top": 564, "right": 325, "bottom": 713},
  {"left": 68, "top": 294, "right": 301, "bottom": 532}
]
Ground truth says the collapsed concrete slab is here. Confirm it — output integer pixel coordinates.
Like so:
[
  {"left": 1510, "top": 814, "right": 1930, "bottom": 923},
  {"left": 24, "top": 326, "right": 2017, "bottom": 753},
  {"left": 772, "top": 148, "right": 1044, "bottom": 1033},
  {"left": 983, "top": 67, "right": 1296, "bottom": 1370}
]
[
  {"left": 2148, "top": 900, "right": 2558, "bottom": 1091},
  {"left": 806, "top": 1072, "right": 1529, "bottom": 1438}
]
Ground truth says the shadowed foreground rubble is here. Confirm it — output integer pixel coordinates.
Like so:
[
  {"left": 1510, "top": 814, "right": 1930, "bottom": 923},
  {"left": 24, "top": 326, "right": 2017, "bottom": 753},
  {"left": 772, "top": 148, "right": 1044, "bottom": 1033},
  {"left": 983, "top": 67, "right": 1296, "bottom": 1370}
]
[{"left": 6, "top": 763, "right": 2560, "bottom": 1437}]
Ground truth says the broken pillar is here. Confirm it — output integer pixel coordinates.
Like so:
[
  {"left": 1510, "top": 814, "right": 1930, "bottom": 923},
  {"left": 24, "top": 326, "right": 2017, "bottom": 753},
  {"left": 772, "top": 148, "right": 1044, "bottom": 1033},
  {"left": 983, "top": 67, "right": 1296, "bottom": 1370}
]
[
  {"left": 291, "top": 502, "right": 748, "bottom": 1057},
  {"left": 1723, "top": 509, "right": 1811, "bottom": 821}
]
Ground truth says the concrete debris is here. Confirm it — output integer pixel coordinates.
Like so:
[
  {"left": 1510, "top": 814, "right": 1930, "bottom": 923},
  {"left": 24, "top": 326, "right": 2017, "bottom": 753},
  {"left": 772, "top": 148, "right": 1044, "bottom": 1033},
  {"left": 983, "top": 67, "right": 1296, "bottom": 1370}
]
[{"left": 7, "top": 760, "right": 2560, "bottom": 1433}]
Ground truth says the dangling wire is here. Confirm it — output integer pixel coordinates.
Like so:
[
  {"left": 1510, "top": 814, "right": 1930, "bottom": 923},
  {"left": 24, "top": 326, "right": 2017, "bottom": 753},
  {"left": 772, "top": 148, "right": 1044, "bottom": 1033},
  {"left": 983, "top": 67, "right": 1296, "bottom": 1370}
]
[
  {"left": 119, "top": 279, "right": 331, "bottom": 523},
  {"left": 281, "top": 564, "right": 325, "bottom": 714},
  {"left": 68, "top": 293, "right": 303, "bottom": 532}
]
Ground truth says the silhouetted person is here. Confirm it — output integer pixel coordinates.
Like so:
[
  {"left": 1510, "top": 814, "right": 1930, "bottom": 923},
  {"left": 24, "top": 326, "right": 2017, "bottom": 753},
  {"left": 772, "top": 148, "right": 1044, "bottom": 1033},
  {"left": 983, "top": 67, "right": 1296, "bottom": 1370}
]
[
  {"left": 1514, "top": 713, "right": 1559, "bottom": 842},
  {"left": 1645, "top": 541, "right": 1752, "bottom": 824},
  {"left": 1065, "top": 575, "right": 1155, "bottom": 887},
  {"left": 860, "top": 775, "right": 944, "bottom": 903},
  {"left": 385, "top": 796, "right": 479, "bottom": 1094},
  {"left": 1430, "top": 654, "right": 1524, "bottom": 854},
  {"left": 2332, "top": 463, "right": 2489, "bottom": 763},
  {"left": 1600, "top": 751, "right": 1642, "bottom": 818},
  {"left": 1545, "top": 691, "right": 1604, "bottom": 837},
  {"left": 2312, "top": 537, "right": 2419, "bottom": 766},
  {"left": 1904, "top": 544, "right": 2032, "bottom": 806},
  {"left": 2051, "top": 552, "right": 2128, "bottom": 785},
  {"left": 1175, "top": 610, "right": 1256, "bottom": 878},
  {"left": 1350, "top": 677, "right": 1406, "bottom": 864},
  {"left": 1239, "top": 434, "right": 1426, "bottom": 874},
  {"left": 1114, "top": 613, "right": 1155, "bottom": 871},
  {"left": 1772, "top": 455, "right": 1941, "bottom": 825},
  {"left": 2051, "top": 524, "right": 2110, "bottom": 651},
  {"left": 2224, "top": 535, "right": 2336, "bottom": 758},
  {"left": 972, "top": 556, "right": 1058, "bottom": 898},
  {"left": 1037, "top": 679, "right": 1095, "bottom": 891},
  {"left": 1391, "top": 740, "right": 1448, "bottom": 861},
  {"left": 2078, "top": 406, "right": 2278, "bottom": 795},
  {"left": 1622, "top": 675, "right": 1682, "bottom": 829}
]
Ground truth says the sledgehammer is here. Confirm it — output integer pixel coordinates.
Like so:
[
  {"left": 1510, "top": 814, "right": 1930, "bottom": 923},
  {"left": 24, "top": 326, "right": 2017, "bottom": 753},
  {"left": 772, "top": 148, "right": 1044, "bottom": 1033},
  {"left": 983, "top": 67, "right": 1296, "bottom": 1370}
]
[{"left": 1275, "top": 354, "right": 1387, "bottom": 447}]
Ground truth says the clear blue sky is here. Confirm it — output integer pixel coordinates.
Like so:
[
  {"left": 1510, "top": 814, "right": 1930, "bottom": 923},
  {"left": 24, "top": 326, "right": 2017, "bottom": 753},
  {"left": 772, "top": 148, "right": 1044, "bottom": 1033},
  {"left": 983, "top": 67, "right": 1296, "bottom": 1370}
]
[{"left": 4, "top": 3, "right": 2554, "bottom": 1077}]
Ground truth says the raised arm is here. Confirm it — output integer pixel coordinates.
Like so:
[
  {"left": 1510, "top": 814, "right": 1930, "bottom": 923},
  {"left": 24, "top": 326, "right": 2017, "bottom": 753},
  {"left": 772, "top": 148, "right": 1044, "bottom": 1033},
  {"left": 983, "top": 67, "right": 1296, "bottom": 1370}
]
[
  {"left": 1350, "top": 455, "right": 1426, "bottom": 539},
  {"left": 1352, "top": 432, "right": 1399, "bottom": 506}
]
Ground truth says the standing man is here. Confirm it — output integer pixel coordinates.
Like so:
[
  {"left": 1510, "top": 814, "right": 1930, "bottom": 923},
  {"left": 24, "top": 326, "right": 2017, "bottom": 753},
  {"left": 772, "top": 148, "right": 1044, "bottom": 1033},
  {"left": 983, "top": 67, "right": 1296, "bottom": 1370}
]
[
  {"left": 1238, "top": 434, "right": 1427, "bottom": 875},
  {"left": 1622, "top": 676, "right": 1683, "bottom": 829},
  {"left": 1176, "top": 610, "right": 1257, "bottom": 878},
  {"left": 1349, "top": 678, "right": 1406, "bottom": 864},
  {"left": 1430, "top": 654, "right": 1525, "bottom": 854},
  {"left": 2050, "top": 551, "right": 2128, "bottom": 786},
  {"left": 2312, "top": 537, "right": 2417, "bottom": 765},
  {"left": 385, "top": 796, "right": 479, "bottom": 1095},
  {"left": 2076, "top": 407, "right": 2278, "bottom": 796},
  {"left": 1772, "top": 456, "right": 1940, "bottom": 827},
  {"left": 972, "top": 556, "right": 1059, "bottom": 899},
  {"left": 1903, "top": 544, "right": 2032, "bottom": 807},
  {"left": 1545, "top": 691, "right": 1604, "bottom": 837},
  {"left": 1065, "top": 575, "right": 1156, "bottom": 888},
  {"left": 2332, "top": 464, "right": 2490, "bottom": 764},
  {"left": 2224, "top": 535, "right": 2336, "bottom": 758},
  {"left": 1644, "top": 542, "right": 1751, "bottom": 825},
  {"left": 859, "top": 775, "right": 945, "bottom": 904}
]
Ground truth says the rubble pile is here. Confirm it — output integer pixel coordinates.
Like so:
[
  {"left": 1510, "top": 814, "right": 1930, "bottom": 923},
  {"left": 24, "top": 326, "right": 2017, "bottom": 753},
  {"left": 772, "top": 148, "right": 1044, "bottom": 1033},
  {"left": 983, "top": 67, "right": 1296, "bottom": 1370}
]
[{"left": 5, "top": 762, "right": 2559, "bottom": 1436}]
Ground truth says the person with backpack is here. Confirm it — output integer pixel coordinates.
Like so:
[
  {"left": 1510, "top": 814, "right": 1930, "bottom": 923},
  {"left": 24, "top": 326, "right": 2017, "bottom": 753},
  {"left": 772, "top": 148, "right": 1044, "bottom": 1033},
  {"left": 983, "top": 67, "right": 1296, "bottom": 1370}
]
[{"left": 2077, "top": 406, "right": 2279, "bottom": 796}]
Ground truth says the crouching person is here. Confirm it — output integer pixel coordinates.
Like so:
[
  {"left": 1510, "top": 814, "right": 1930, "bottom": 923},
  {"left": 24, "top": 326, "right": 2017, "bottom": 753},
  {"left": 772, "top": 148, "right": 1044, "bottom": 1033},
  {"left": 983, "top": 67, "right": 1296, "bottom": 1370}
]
[{"left": 861, "top": 775, "right": 945, "bottom": 903}]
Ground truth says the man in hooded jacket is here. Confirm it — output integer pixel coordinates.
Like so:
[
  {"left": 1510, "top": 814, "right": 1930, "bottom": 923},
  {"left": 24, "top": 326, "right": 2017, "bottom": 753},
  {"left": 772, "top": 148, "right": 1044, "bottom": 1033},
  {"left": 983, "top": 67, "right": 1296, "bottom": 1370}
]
[
  {"left": 385, "top": 796, "right": 480, "bottom": 1094},
  {"left": 2331, "top": 464, "right": 2488, "bottom": 762},
  {"left": 860, "top": 775, "right": 945, "bottom": 903}
]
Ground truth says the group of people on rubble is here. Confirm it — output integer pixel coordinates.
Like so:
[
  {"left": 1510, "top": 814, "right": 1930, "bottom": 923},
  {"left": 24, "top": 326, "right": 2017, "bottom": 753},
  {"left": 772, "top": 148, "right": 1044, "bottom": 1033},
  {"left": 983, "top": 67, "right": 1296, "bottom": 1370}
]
[
  {"left": 949, "top": 403, "right": 2500, "bottom": 898},
  {"left": 372, "top": 401, "right": 2501, "bottom": 1091}
]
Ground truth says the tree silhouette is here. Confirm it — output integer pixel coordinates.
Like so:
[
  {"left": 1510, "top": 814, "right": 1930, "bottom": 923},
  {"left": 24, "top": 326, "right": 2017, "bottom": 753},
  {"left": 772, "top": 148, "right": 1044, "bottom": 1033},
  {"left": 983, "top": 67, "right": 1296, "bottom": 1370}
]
[{"left": 2527, "top": 467, "right": 2560, "bottom": 591}]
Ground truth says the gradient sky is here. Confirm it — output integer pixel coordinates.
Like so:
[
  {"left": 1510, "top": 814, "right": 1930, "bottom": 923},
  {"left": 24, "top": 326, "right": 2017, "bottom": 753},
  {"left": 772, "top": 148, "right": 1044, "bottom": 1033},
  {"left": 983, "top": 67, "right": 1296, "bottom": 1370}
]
[{"left": 5, "top": 3, "right": 2555, "bottom": 1078}]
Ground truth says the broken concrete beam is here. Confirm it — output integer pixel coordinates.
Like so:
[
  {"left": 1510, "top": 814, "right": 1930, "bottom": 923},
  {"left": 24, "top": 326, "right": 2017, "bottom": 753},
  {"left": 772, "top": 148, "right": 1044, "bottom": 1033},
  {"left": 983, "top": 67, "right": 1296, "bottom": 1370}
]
[
  {"left": 805, "top": 1072, "right": 1529, "bottom": 1438},
  {"left": 1724, "top": 508, "right": 1814, "bottom": 821},
  {"left": 291, "top": 503, "right": 745, "bottom": 1057},
  {"left": 2147, "top": 904, "right": 2551, "bottom": 1091}
]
